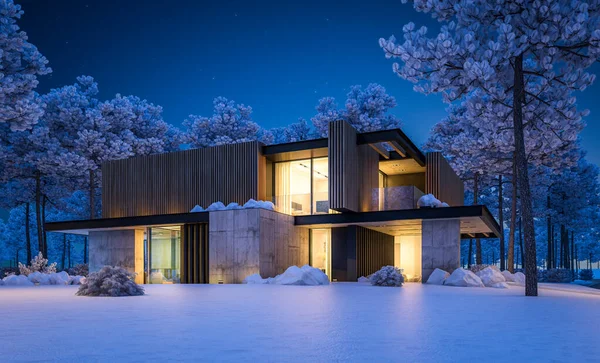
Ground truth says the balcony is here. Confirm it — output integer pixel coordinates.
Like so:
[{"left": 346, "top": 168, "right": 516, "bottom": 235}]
[
  {"left": 273, "top": 192, "right": 330, "bottom": 215},
  {"left": 371, "top": 186, "right": 424, "bottom": 211}
]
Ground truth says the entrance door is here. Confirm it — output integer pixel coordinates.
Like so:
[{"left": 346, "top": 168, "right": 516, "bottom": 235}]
[
  {"left": 146, "top": 226, "right": 181, "bottom": 284},
  {"left": 310, "top": 229, "right": 331, "bottom": 280}
]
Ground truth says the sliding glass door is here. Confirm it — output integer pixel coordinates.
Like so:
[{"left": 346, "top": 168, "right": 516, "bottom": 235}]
[{"left": 146, "top": 226, "right": 181, "bottom": 284}]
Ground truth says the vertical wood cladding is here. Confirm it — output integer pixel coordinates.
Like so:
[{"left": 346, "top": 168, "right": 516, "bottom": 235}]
[
  {"left": 328, "top": 120, "right": 359, "bottom": 212},
  {"left": 356, "top": 226, "right": 394, "bottom": 278},
  {"left": 181, "top": 223, "right": 209, "bottom": 284},
  {"left": 101, "top": 141, "right": 264, "bottom": 218},
  {"left": 358, "top": 145, "right": 380, "bottom": 212},
  {"left": 425, "top": 152, "right": 464, "bottom": 207}
]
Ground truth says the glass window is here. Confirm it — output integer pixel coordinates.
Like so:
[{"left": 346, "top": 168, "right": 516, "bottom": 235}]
[
  {"left": 147, "top": 226, "right": 181, "bottom": 284},
  {"left": 274, "top": 157, "right": 329, "bottom": 215},
  {"left": 310, "top": 229, "right": 331, "bottom": 280}
]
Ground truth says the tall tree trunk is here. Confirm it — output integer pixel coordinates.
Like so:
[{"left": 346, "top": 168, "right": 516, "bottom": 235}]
[
  {"left": 513, "top": 54, "right": 538, "bottom": 296},
  {"left": 67, "top": 237, "right": 71, "bottom": 269},
  {"left": 546, "top": 195, "right": 552, "bottom": 269},
  {"left": 25, "top": 202, "right": 31, "bottom": 263},
  {"left": 468, "top": 239, "right": 473, "bottom": 269},
  {"left": 570, "top": 231, "right": 574, "bottom": 279},
  {"left": 61, "top": 234, "right": 66, "bottom": 270},
  {"left": 474, "top": 173, "right": 482, "bottom": 265},
  {"left": 519, "top": 217, "right": 524, "bottom": 268},
  {"left": 89, "top": 169, "right": 95, "bottom": 219},
  {"left": 35, "top": 172, "right": 45, "bottom": 257},
  {"left": 553, "top": 225, "right": 557, "bottom": 268},
  {"left": 508, "top": 165, "right": 517, "bottom": 272},
  {"left": 84, "top": 236, "right": 88, "bottom": 264},
  {"left": 42, "top": 196, "right": 47, "bottom": 257},
  {"left": 499, "top": 175, "right": 505, "bottom": 270}
]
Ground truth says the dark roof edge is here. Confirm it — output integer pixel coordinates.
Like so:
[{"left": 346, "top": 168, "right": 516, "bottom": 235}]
[{"left": 45, "top": 212, "right": 209, "bottom": 232}]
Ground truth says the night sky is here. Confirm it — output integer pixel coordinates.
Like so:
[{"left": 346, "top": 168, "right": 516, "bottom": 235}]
[{"left": 17, "top": 0, "right": 600, "bottom": 167}]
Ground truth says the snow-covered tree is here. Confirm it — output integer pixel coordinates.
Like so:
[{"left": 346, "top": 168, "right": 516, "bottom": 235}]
[
  {"left": 183, "top": 97, "right": 272, "bottom": 148},
  {"left": 0, "top": 0, "right": 51, "bottom": 131},
  {"left": 271, "top": 118, "right": 312, "bottom": 143},
  {"left": 311, "top": 83, "right": 402, "bottom": 137},
  {"left": 380, "top": 0, "right": 600, "bottom": 296}
]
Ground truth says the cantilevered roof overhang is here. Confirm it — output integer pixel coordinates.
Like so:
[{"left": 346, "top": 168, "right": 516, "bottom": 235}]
[
  {"left": 45, "top": 212, "right": 209, "bottom": 235},
  {"left": 294, "top": 205, "right": 501, "bottom": 239},
  {"left": 261, "top": 128, "right": 426, "bottom": 165}
]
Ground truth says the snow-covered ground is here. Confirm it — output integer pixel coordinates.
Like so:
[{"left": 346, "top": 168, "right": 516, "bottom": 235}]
[{"left": 1, "top": 283, "right": 599, "bottom": 362}]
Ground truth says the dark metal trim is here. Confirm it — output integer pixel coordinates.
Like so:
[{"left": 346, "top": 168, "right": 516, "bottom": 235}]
[
  {"left": 357, "top": 129, "right": 426, "bottom": 166},
  {"left": 45, "top": 212, "right": 209, "bottom": 232},
  {"left": 294, "top": 205, "right": 501, "bottom": 238},
  {"left": 262, "top": 138, "right": 328, "bottom": 155}
]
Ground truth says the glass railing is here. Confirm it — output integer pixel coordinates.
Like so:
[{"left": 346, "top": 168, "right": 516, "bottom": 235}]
[
  {"left": 371, "top": 186, "right": 424, "bottom": 211},
  {"left": 272, "top": 193, "right": 331, "bottom": 215}
]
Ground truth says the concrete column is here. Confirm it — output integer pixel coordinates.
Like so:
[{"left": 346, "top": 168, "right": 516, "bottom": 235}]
[
  {"left": 88, "top": 229, "right": 145, "bottom": 284},
  {"left": 421, "top": 219, "right": 461, "bottom": 282}
]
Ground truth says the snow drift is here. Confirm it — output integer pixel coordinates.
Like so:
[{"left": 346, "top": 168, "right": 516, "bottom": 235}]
[
  {"left": 417, "top": 194, "right": 449, "bottom": 208},
  {"left": 476, "top": 267, "right": 506, "bottom": 287},
  {"left": 444, "top": 268, "right": 485, "bottom": 287},
  {"left": 243, "top": 265, "right": 329, "bottom": 286},
  {"left": 426, "top": 268, "right": 449, "bottom": 285}
]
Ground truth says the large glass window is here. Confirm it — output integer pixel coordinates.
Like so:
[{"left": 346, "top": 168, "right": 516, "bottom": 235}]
[
  {"left": 146, "top": 226, "right": 181, "bottom": 284},
  {"left": 274, "top": 157, "right": 329, "bottom": 215},
  {"left": 310, "top": 229, "right": 331, "bottom": 280}
]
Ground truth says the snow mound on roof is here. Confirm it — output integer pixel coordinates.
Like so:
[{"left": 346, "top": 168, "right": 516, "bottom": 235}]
[
  {"left": 190, "top": 205, "right": 204, "bottom": 213},
  {"left": 226, "top": 202, "right": 242, "bottom": 210},
  {"left": 243, "top": 265, "right": 329, "bottom": 286},
  {"left": 476, "top": 267, "right": 506, "bottom": 287},
  {"left": 206, "top": 201, "right": 227, "bottom": 211},
  {"left": 417, "top": 194, "right": 449, "bottom": 208},
  {"left": 243, "top": 199, "right": 275, "bottom": 210},
  {"left": 3, "top": 274, "right": 34, "bottom": 286},
  {"left": 444, "top": 268, "right": 484, "bottom": 287},
  {"left": 426, "top": 268, "right": 449, "bottom": 285}
]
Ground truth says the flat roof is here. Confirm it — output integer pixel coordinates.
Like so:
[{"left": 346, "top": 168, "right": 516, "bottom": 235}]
[
  {"left": 294, "top": 205, "right": 500, "bottom": 239},
  {"left": 45, "top": 212, "right": 209, "bottom": 235}
]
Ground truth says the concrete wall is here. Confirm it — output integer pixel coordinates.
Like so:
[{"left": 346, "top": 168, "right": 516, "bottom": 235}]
[
  {"left": 88, "top": 229, "right": 145, "bottom": 284},
  {"left": 421, "top": 219, "right": 460, "bottom": 282},
  {"left": 208, "top": 209, "right": 308, "bottom": 284}
]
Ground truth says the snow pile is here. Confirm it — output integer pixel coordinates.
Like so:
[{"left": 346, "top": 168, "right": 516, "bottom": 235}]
[
  {"left": 190, "top": 199, "right": 276, "bottom": 213},
  {"left": 190, "top": 205, "right": 204, "bottom": 213},
  {"left": 476, "top": 267, "right": 506, "bottom": 287},
  {"left": 27, "top": 271, "right": 50, "bottom": 285},
  {"left": 69, "top": 276, "right": 87, "bottom": 285},
  {"left": 76, "top": 266, "right": 144, "bottom": 297},
  {"left": 417, "top": 194, "right": 450, "bottom": 208},
  {"left": 357, "top": 276, "right": 371, "bottom": 283},
  {"left": 501, "top": 270, "right": 515, "bottom": 282},
  {"left": 489, "top": 282, "right": 509, "bottom": 289},
  {"left": 444, "top": 268, "right": 484, "bottom": 287},
  {"left": 370, "top": 266, "right": 404, "bottom": 287},
  {"left": 426, "top": 268, "right": 449, "bottom": 285},
  {"left": 3, "top": 274, "right": 34, "bottom": 286},
  {"left": 49, "top": 271, "right": 70, "bottom": 285},
  {"left": 243, "top": 265, "right": 329, "bottom": 286},
  {"left": 513, "top": 272, "right": 526, "bottom": 285}
]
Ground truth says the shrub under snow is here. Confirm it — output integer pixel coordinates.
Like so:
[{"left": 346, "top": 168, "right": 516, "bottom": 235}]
[
  {"left": 68, "top": 264, "right": 89, "bottom": 277},
  {"left": 370, "top": 266, "right": 404, "bottom": 287},
  {"left": 3, "top": 274, "right": 34, "bottom": 286},
  {"left": 76, "top": 266, "right": 144, "bottom": 297},
  {"left": 538, "top": 268, "right": 572, "bottom": 283},
  {"left": 579, "top": 269, "right": 594, "bottom": 281},
  {"left": 18, "top": 252, "right": 57, "bottom": 276}
]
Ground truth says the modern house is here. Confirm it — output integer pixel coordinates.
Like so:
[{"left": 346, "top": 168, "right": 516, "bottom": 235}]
[{"left": 46, "top": 120, "right": 500, "bottom": 284}]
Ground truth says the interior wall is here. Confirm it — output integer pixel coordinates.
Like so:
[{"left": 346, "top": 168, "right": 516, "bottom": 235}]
[
  {"left": 387, "top": 172, "right": 426, "bottom": 192},
  {"left": 394, "top": 235, "right": 422, "bottom": 281}
]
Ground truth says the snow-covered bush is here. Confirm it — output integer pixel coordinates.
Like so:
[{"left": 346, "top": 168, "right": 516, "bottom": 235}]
[
  {"left": 76, "top": 266, "right": 144, "bottom": 297},
  {"left": 69, "top": 276, "right": 87, "bottom": 285},
  {"left": 18, "top": 252, "right": 57, "bottom": 276},
  {"left": 3, "top": 274, "right": 34, "bottom": 286},
  {"left": 68, "top": 264, "right": 89, "bottom": 277},
  {"left": 370, "top": 266, "right": 404, "bottom": 287},
  {"left": 538, "top": 268, "right": 573, "bottom": 283},
  {"left": 469, "top": 264, "right": 499, "bottom": 274},
  {"left": 579, "top": 269, "right": 593, "bottom": 281}
]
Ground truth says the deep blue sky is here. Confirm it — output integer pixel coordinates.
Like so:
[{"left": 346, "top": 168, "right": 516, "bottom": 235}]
[{"left": 18, "top": 0, "right": 600, "bottom": 167}]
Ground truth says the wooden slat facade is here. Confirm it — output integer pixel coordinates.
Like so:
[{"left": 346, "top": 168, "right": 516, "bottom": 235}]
[
  {"left": 358, "top": 145, "right": 379, "bottom": 212},
  {"left": 328, "top": 120, "right": 359, "bottom": 212},
  {"left": 356, "top": 226, "right": 394, "bottom": 278},
  {"left": 101, "top": 141, "right": 264, "bottom": 218},
  {"left": 181, "top": 223, "right": 209, "bottom": 284},
  {"left": 425, "top": 152, "right": 464, "bottom": 207}
]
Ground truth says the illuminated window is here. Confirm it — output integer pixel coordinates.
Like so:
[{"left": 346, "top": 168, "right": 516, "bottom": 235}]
[
  {"left": 146, "top": 226, "right": 181, "bottom": 284},
  {"left": 310, "top": 229, "right": 331, "bottom": 279},
  {"left": 274, "top": 157, "right": 329, "bottom": 215}
]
